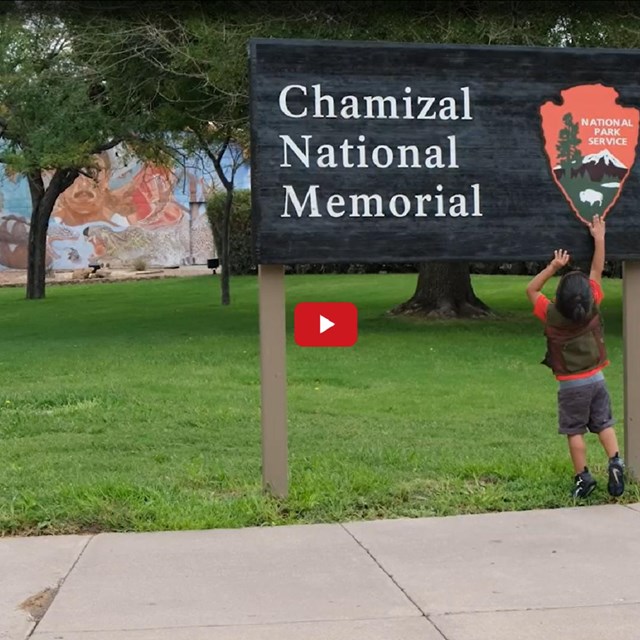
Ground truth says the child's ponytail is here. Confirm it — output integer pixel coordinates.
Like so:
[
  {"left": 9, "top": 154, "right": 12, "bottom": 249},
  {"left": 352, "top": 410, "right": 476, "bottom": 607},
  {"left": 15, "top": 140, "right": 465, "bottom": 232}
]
[{"left": 555, "top": 271, "right": 595, "bottom": 324}]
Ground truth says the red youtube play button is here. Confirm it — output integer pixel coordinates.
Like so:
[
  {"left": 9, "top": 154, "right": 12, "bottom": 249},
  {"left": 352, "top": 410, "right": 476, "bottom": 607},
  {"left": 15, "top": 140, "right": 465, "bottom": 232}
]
[{"left": 294, "top": 302, "right": 358, "bottom": 347}]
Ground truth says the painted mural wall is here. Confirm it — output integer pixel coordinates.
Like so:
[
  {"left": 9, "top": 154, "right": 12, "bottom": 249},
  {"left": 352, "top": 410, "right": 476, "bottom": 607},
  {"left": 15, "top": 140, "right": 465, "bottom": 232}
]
[{"left": 0, "top": 145, "right": 250, "bottom": 271}]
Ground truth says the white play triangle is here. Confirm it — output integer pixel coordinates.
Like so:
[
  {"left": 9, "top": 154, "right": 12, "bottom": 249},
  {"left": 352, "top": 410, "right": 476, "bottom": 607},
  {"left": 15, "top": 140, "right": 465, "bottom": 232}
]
[{"left": 319, "top": 315, "right": 335, "bottom": 334}]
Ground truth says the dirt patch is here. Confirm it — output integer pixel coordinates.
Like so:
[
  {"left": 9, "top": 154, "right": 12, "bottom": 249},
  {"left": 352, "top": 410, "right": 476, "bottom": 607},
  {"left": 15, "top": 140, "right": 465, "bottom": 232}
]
[
  {"left": 19, "top": 585, "right": 59, "bottom": 623},
  {"left": 0, "top": 265, "right": 214, "bottom": 288}
]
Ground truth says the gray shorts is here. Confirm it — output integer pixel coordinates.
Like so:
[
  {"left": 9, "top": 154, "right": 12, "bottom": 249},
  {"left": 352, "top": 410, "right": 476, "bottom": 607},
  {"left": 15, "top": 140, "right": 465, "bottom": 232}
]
[{"left": 557, "top": 376, "right": 615, "bottom": 435}]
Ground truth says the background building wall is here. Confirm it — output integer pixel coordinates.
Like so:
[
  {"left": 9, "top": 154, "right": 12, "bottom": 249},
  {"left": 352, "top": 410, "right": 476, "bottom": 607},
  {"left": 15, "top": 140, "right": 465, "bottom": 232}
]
[{"left": 0, "top": 145, "right": 250, "bottom": 270}]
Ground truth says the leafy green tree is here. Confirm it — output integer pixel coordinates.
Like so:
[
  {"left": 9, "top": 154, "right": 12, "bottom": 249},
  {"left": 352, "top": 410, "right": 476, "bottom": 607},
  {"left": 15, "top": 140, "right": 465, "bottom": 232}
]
[
  {"left": 64, "top": 13, "right": 251, "bottom": 304},
  {"left": 0, "top": 8, "right": 154, "bottom": 299}
]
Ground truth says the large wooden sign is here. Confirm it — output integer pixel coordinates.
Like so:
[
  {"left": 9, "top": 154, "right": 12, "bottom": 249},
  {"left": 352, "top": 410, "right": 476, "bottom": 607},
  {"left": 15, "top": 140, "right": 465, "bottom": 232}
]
[{"left": 249, "top": 39, "right": 640, "bottom": 263}]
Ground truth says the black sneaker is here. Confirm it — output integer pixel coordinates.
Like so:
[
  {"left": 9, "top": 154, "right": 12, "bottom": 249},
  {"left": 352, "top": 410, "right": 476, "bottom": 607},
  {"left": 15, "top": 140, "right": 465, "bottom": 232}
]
[
  {"left": 608, "top": 454, "right": 625, "bottom": 497},
  {"left": 573, "top": 468, "right": 596, "bottom": 498}
]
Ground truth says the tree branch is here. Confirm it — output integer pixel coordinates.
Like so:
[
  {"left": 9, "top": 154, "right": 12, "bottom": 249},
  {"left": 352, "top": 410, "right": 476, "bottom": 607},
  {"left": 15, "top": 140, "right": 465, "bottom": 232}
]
[
  {"left": 91, "top": 138, "right": 121, "bottom": 154},
  {"left": 215, "top": 137, "right": 230, "bottom": 165},
  {"left": 195, "top": 129, "right": 233, "bottom": 192}
]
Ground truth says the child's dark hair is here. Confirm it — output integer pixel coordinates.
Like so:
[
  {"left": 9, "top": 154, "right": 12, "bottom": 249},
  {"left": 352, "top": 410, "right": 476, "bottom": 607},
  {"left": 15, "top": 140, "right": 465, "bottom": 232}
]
[{"left": 555, "top": 271, "right": 594, "bottom": 323}]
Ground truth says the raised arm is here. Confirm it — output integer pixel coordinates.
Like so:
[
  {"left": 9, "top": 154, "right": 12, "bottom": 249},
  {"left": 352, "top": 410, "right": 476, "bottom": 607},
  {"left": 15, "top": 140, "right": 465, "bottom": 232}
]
[
  {"left": 526, "top": 249, "right": 570, "bottom": 306},
  {"left": 589, "top": 215, "right": 606, "bottom": 285}
]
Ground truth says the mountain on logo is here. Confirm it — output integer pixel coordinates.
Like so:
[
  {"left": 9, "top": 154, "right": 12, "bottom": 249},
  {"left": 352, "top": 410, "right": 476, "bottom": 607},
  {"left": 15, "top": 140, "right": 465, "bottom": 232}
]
[
  {"left": 583, "top": 149, "right": 627, "bottom": 168},
  {"left": 553, "top": 149, "right": 628, "bottom": 182}
]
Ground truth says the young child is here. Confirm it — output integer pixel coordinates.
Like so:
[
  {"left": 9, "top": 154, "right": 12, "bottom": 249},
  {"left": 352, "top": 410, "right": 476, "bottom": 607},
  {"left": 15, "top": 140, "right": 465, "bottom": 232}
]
[{"left": 526, "top": 215, "right": 624, "bottom": 499}]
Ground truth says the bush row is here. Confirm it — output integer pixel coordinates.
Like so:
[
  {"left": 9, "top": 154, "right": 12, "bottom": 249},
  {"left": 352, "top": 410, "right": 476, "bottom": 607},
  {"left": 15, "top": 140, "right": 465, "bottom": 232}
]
[{"left": 207, "top": 190, "right": 623, "bottom": 278}]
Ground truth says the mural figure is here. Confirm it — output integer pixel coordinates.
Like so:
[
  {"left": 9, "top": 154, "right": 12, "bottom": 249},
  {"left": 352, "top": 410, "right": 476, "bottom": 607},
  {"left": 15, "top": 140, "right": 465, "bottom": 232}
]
[{"left": 0, "top": 214, "right": 31, "bottom": 269}]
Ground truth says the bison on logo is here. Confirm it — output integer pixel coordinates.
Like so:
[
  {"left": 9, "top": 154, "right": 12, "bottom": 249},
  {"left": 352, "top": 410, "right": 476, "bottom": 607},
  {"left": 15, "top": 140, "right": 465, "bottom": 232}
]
[{"left": 540, "top": 84, "right": 639, "bottom": 225}]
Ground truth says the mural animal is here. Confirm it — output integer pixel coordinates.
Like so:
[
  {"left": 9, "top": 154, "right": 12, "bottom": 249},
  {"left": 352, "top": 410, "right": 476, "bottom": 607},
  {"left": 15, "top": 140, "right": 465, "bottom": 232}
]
[{"left": 84, "top": 210, "right": 214, "bottom": 267}]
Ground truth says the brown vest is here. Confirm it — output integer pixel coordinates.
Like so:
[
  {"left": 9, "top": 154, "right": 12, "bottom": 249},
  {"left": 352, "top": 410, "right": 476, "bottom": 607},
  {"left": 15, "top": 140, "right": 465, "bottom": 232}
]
[{"left": 542, "top": 304, "right": 607, "bottom": 377}]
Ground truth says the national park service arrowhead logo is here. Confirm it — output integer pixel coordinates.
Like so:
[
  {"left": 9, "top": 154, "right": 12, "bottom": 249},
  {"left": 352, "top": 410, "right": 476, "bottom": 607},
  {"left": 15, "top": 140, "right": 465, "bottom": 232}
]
[{"left": 540, "top": 84, "right": 639, "bottom": 225}]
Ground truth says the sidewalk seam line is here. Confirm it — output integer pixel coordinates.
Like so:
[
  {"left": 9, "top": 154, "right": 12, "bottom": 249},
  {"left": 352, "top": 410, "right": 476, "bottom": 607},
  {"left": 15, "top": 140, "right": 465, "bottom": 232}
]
[
  {"left": 435, "top": 599, "right": 640, "bottom": 616},
  {"left": 340, "top": 524, "right": 450, "bottom": 640},
  {"left": 24, "top": 615, "right": 426, "bottom": 635},
  {"left": 26, "top": 534, "right": 96, "bottom": 639}
]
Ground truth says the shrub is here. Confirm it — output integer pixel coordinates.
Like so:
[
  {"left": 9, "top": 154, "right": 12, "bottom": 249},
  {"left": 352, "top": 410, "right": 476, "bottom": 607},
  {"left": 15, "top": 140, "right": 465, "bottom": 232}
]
[
  {"left": 206, "top": 189, "right": 256, "bottom": 276},
  {"left": 132, "top": 258, "right": 147, "bottom": 272}
]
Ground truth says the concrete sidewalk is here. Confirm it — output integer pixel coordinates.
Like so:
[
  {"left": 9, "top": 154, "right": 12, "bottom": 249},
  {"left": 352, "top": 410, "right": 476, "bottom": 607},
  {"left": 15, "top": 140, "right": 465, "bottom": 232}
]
[{"left": 4, "top": 504, "right": 640, "bottom": 640}]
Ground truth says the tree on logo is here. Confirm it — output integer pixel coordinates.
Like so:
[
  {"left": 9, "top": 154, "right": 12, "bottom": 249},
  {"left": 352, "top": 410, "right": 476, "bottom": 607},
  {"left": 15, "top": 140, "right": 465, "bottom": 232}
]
[{"left": 556, "top": 113, "right": 583, "bottom": 175}]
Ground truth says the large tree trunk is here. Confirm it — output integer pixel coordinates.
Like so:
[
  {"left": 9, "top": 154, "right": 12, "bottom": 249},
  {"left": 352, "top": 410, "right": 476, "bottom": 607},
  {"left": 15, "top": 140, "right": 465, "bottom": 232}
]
[
  {"left": 391, "top": 262, "right": 492, "bottom": 318},
  {"left": 26, "top": 169, "right": 78, "bottom": 300}
]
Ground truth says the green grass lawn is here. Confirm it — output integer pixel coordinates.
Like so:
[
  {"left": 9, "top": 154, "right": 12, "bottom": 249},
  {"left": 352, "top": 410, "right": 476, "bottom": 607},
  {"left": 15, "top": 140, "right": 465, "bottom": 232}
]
[{"left": 0, "top": 273, "right": 634, "bottom": 536}]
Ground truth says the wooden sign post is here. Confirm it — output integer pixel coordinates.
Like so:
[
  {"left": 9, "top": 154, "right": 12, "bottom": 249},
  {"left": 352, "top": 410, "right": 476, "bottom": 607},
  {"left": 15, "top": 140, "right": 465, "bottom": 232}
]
[
  {"left": 258, "top": 264, "right": 288, "bottom": 496},
  {"left": 624, "top": 262, "right": 640, "bottom": 478},
  {"left": 250, "top": 39, "right": 640, "bottom": 497}
]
